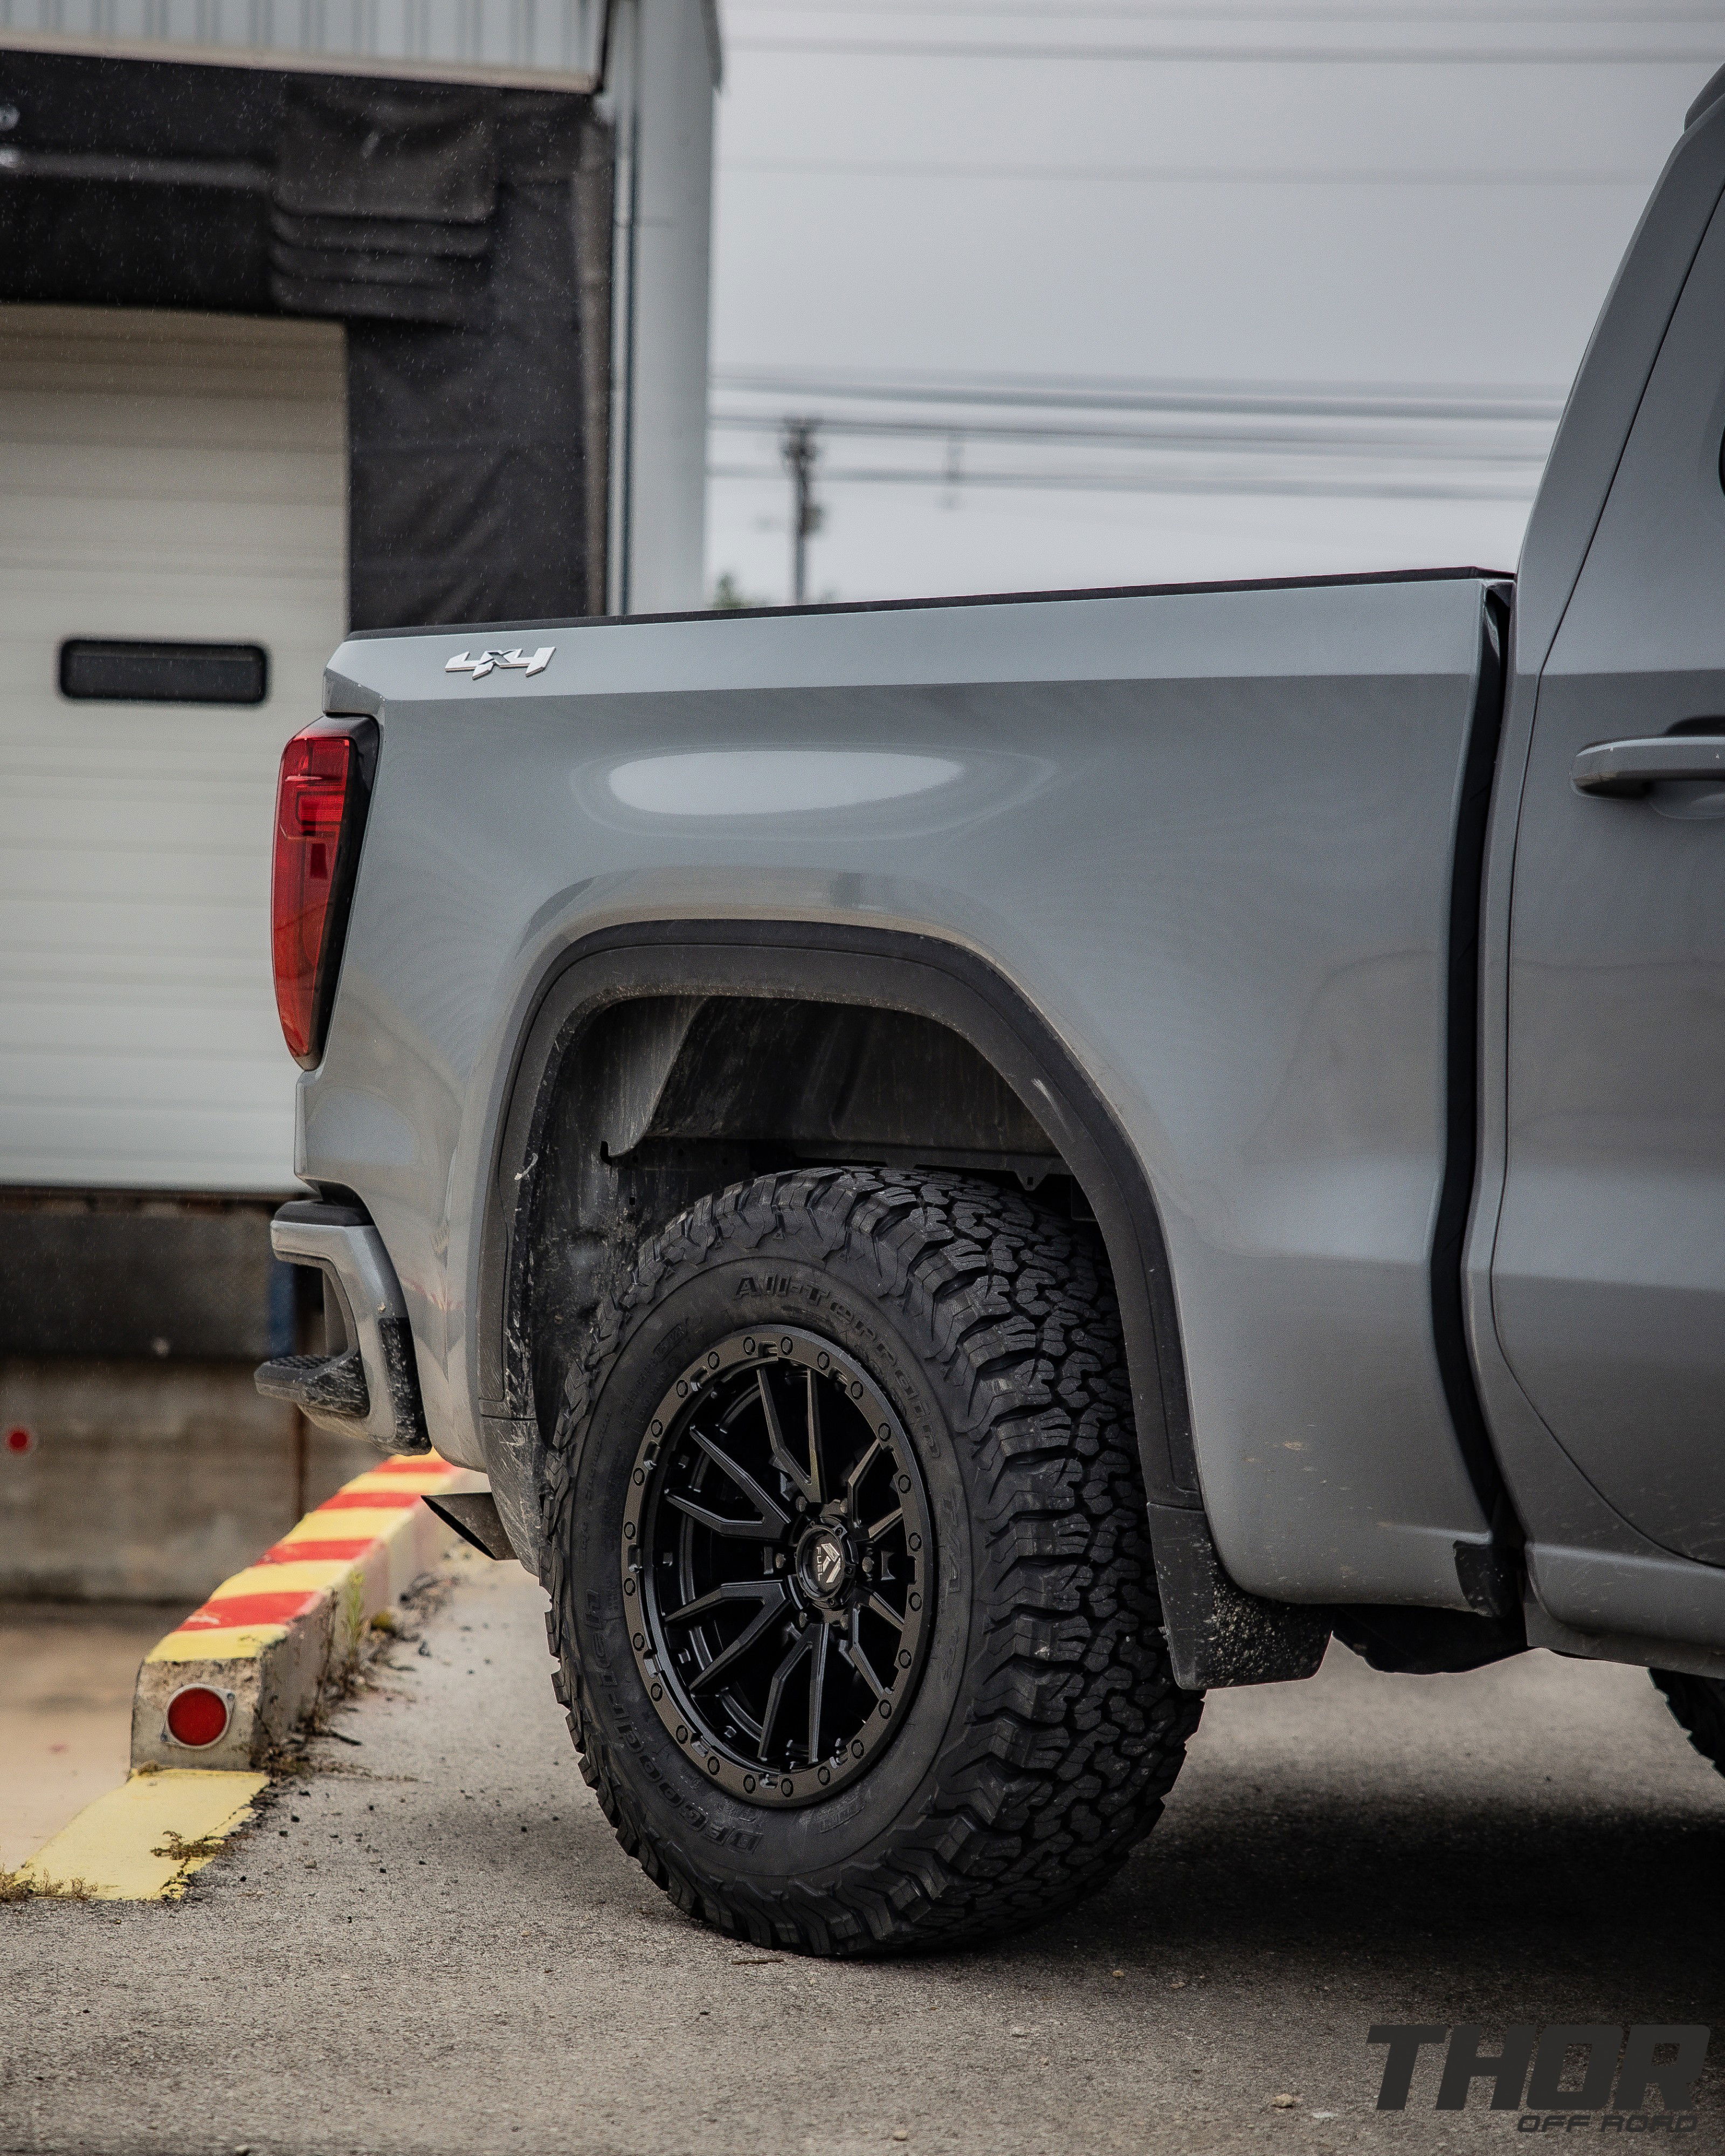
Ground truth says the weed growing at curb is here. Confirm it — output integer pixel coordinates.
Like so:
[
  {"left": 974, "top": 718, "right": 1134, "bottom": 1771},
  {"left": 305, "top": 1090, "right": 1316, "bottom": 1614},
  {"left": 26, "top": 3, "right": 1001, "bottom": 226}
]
[
  {"left": 150, "top": 1830, "right": 227, "bottom": 1863},
  {"left": 290, "top": 1567, "right": 460, "bottom": 1760},
  {"left": 0, "top": 1865, "right": 94, "bottom": 1903},
  {"left": 340, "top": 1571, "right": 368, "bottom": 1667}
]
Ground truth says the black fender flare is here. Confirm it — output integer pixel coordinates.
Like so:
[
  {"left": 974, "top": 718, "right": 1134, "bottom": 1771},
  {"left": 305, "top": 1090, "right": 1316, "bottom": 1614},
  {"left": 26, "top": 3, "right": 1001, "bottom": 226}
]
[{"left": 478, "top": 919, "right": 1327, "bottom": 1687}]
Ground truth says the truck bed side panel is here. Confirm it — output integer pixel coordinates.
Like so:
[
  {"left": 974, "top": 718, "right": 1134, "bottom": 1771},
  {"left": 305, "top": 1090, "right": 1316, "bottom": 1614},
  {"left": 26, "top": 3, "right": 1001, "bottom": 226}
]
[{"left": 307, "top": 577, "right": 1496, "bottom": 1606}]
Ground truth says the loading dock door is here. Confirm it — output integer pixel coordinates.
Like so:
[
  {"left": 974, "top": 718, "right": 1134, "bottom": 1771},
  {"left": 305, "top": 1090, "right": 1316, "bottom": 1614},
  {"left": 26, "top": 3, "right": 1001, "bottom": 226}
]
[{"left": 0, "top": 305, "right": 345, "bottom": 1192}]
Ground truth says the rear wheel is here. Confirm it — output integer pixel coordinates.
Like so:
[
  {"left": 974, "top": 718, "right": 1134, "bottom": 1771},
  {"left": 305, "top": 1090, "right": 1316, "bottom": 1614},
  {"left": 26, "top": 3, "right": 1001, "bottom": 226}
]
[{"left": 542, "top": 1167, "right": 1200, "bottom": 1956}]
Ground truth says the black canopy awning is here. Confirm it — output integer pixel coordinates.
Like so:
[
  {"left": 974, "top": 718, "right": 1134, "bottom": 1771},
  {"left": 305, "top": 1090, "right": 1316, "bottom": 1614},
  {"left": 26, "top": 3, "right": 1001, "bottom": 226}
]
[{"left": 0, "top": 49, "right": 612, "bottom": 626}]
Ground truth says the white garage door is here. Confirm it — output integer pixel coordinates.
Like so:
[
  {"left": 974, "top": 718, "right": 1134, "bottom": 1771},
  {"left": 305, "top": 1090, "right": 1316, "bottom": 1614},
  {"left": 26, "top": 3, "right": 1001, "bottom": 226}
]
[{"left": 0, "top": 305, "right": 346, "bottom": 1193}]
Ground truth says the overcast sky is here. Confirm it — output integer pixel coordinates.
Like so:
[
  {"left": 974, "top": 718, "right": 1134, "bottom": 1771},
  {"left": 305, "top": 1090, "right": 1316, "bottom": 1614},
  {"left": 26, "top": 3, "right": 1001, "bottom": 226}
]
[{"left": 702, "top": 3, "right": 1724, "bottom": 604}]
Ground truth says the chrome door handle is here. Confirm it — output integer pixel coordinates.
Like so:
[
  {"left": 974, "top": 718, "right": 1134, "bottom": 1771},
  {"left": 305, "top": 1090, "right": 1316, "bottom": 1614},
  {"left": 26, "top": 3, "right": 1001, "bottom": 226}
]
[{"left": 1572, "top": 734, "right": 1725, "bottom": 797}]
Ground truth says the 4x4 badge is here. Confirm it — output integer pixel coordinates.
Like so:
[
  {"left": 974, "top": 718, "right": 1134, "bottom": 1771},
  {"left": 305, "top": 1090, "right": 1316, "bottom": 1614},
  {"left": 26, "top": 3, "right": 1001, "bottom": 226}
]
[{"left": 445, "top": 645, "right": 554, "bottom": 681}]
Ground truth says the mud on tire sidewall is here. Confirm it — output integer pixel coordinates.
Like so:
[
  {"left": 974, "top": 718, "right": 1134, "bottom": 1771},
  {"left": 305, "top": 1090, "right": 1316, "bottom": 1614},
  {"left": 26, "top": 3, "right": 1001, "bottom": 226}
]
[{"left": 560, "top": 1253, "right": 979, "bottom": 1887}]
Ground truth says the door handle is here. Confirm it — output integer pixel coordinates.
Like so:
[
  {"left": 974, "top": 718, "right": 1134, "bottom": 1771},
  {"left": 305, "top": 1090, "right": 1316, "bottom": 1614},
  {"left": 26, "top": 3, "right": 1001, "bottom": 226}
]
[{"left": 1571, "top": 734, "right": 1725, "bottom": 797}]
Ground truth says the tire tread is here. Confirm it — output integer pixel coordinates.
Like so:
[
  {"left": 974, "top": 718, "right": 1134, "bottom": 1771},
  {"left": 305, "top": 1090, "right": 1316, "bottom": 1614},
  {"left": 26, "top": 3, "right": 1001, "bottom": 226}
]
[{"left": 542, "top": 1167, "right": 1201, "bottom": 1956}]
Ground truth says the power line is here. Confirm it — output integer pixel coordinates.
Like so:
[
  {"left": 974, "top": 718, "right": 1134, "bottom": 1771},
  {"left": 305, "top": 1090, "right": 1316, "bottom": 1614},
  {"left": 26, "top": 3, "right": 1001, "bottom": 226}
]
[
  {"left": 726, "top": 2, "right": 1723, "bottom": 18},
  {"left": 710, "top": 366, "right": 1568, "bottom": 421},
  {"left": 708, "top": 460, "right": 1538, "bottom": 501},
  {"left": 711, "top": 409, "right": 1549, "bottom": 461},
  {"left": 719, "top": 156, "right": 1653, "bottom": 185},
  {"left": 710, "top": 370, "right": 1561, "bottom": 542},
  {"left": 728, "top": 36, "right": 1724, "bottom": 61}
]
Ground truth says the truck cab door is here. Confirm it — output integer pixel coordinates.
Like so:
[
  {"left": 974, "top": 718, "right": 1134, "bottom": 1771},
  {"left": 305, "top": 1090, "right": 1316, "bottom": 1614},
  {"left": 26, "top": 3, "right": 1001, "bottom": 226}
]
[{"left": 1493, "top": 188, "right": 1725, "bottom": 1567}]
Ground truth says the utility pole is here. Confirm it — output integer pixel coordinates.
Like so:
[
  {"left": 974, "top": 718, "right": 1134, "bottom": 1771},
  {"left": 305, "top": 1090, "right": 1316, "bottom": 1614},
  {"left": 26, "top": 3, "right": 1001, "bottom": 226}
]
[{"left": 782, "top": 418, "right": 823, "bottom": 604}]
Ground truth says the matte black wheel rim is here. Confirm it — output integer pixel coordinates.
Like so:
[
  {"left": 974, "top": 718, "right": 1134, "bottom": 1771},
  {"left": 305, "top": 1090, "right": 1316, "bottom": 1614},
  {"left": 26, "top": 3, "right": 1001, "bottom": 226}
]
[{"left": 622, "top": 1328, "right": 936, "bottom": 1808}]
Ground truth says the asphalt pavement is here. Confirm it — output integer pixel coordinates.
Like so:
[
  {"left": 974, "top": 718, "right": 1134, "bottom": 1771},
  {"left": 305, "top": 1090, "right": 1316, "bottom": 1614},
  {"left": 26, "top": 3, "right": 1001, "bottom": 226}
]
[{"left": 3, "top": 1541, "right": 1721, "bottom": 2156}]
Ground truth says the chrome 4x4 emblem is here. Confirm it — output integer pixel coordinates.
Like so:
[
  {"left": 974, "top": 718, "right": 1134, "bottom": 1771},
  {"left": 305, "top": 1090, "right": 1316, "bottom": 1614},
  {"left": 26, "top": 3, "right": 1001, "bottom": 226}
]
[{"left": 445, "top": 644, "right": 554, "bottom": 681}]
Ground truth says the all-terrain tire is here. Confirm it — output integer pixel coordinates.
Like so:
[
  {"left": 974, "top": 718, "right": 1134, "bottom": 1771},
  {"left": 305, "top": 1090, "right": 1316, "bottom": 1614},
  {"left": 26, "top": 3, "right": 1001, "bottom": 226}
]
[
  {"left": 1652, "top": 1668, "right": 1725, "bottom": 1773},
  {"left": 541, "top": 1167, "right": 1201, "bottom": 1956}
]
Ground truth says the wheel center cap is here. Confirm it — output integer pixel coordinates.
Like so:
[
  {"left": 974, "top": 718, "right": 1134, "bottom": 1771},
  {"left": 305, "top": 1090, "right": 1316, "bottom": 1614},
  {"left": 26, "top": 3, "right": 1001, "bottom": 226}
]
[{"left": 796, "top": 1525, "right": 853, "bottom": 1606}]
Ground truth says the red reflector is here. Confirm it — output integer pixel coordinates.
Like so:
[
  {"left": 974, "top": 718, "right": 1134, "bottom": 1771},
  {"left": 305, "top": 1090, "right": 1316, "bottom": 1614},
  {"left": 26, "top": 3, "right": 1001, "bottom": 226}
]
[
  {"left": 4, "top": 1424, "right": 34, "bottom": 1455},
  {"left": 164, "top": 1684, "right": 232, "bottom": 1749},
  {"left": 272, "top": 725, "right": 357, "bottom": 1064}
]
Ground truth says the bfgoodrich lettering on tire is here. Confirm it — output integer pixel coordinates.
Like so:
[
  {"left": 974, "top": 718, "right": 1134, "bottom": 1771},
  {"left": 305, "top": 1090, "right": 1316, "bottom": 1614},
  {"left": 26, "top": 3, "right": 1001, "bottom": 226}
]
[{"left": 542, "top": 1168, "right": 1202, "bottom": 1956}]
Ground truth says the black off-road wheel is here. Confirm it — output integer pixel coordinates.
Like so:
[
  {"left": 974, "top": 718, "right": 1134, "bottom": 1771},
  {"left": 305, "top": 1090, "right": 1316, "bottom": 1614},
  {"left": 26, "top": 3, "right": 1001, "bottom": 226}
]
[
  {"left": 541, "top": 1167, "right": 1201, "bottom": 1957},
  {"left": 1652, "top": 1668, "right": 1725, "bottom": 1773}
]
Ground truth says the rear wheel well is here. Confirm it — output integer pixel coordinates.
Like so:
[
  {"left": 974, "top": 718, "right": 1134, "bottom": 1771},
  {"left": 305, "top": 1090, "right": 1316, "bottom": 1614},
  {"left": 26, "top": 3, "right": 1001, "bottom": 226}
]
[
  {"left": 521, "top": 993, "right": 1086, "bottom": 1435},
  {"left": 482, "top": 927, "right": 1326, "bottom": 1691}
]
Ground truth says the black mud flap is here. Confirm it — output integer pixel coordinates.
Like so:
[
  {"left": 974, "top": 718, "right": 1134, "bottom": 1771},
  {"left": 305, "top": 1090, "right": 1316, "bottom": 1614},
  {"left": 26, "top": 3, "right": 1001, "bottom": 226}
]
[
  {"left": 1149, "top": 1502, "right": 1330, "bottom": 1689},
  {"left": 423, "top": 1490, "right": 518, "bottom": 1563}
]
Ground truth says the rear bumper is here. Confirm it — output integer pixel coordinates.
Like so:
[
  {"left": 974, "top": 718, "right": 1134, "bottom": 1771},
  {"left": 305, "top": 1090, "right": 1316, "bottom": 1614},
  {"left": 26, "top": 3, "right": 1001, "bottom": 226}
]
[{"left": 253, "top": 1201, "right": 430, "bottom": 1454}]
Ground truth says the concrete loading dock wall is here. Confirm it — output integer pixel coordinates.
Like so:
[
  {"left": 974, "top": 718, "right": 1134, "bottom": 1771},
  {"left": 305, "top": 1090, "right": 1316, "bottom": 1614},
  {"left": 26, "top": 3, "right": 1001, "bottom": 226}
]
[
  {"left": 0, "top": 1359, "right": 375, "bottom": 1602},
  {"left": 0, "top": 1194, "right": 374, "bottom": 1600}
]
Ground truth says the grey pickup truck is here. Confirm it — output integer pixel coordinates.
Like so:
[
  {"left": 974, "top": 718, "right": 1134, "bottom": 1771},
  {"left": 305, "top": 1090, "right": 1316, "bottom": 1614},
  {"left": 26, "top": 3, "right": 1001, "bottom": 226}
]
[{"left": 258, "top": 66, "right": 1725, "bottom": 1955}]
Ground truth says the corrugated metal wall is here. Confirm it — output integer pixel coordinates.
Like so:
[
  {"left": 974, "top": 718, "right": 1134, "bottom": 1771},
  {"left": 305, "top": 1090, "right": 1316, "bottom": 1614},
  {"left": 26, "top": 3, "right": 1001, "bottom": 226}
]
[
  {"left": 0, "top": 303, "right": 346, "bottom": 1192},
  {"left": 0, "top": 0, "right": 608, "bottom": 89}
]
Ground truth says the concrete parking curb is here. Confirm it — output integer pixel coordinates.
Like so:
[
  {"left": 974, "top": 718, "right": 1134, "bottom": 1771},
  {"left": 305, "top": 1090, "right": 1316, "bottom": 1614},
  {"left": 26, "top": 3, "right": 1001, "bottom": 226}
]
[
  {"left": 16, "top": 1450, "right": 484, "bottom": 1901},
  {"left": 130, "top": 1452, "right": 485, "bottom": 1772}
]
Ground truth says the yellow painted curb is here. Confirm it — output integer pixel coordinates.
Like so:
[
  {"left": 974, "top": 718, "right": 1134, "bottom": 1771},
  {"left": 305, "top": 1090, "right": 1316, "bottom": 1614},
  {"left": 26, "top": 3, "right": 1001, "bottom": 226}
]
[{"left": 19, "top": 1769, "right": 268, "bottom": 1902}]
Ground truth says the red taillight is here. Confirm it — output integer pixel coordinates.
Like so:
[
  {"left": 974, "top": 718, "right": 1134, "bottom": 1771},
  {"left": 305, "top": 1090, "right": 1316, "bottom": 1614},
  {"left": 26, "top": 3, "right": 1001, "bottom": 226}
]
[{"left": 272, "top": 722, "right": 366, "bottom": 1066}]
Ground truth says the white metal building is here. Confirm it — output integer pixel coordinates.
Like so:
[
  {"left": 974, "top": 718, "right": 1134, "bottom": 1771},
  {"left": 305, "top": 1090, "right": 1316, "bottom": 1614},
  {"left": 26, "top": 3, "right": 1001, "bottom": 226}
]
[
  {"left": 0, "top": 0, "right": 716, "bottom": 1203},
  {"left": 0, "top": 307, "right": 347, "bottom": 1193}
]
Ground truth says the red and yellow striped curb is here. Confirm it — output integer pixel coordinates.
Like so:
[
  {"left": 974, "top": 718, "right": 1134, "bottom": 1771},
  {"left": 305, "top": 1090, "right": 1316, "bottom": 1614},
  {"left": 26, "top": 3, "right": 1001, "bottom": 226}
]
[
  {"left": 17, "top": 1451, "right": 487, "bottom": 1900},
  {"left": 130, "top": 1450, "right": 486, "bottom": 1771}
]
